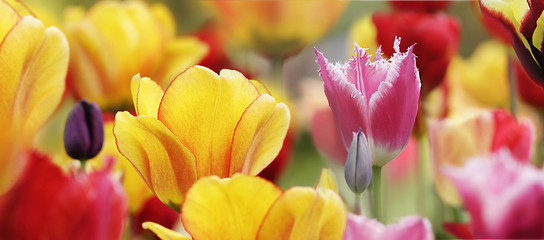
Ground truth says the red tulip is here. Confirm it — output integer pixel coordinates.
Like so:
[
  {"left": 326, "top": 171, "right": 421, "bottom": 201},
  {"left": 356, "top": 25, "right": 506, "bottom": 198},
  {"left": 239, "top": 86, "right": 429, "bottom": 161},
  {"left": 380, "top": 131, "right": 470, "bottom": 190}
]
[
  {"left": 372, "top": 12, "right": 460, "bottom": 95},
  {"left": 515, "top": 58, "right": 544, "bottom": 110},
  {"left": 0, "top": 152, "right": 127, "bottom": 239},
  {"left": 389, "top": 1, "right": 451, "bottom": 13},
  {"left": 131, "top": 197, "right": 178, "bottom": 237}
]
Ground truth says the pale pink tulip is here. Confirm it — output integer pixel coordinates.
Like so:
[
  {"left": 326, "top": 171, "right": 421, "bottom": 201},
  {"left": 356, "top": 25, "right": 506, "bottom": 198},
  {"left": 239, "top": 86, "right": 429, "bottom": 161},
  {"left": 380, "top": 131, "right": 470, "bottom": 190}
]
[
  {"left": 343, "top": 213, "right": 433, "bottom": 240},
  {"left": 315, "top": 37, "right": 421, "bottom": 166},
  {"left": 444, "top": 150, "right": 544, "bottom": 239}
]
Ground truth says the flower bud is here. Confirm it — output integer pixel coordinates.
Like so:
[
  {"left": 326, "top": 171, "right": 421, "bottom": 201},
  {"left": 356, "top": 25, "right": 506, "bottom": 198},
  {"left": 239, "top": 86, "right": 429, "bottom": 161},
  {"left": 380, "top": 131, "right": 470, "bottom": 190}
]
[
  {"left": 64, "top": 100, "right": 104, "bottom": 160},
  {"left": 344, "top": 129, "right": 373, "bottom": 194}
]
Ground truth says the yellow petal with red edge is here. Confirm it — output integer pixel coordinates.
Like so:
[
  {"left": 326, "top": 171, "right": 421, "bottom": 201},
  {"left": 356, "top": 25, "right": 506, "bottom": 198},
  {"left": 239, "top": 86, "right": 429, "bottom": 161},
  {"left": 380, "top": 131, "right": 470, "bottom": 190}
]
[
  {"left": 114, "top": 111, "right": 197, "bottom": 211},
  {"left": 181, "top": 174, "right": 283, "bottom": 240},
  {"left": 131, "top": 74, "right": 164, "bottom": 117},
  {"left": 0, "top": 16, "right": 68, "bottom": 147},
  {"left": 250, "top": 80, "right": 271, "bottom": 94},
  {"left": 142, "top": 222, "right": 191, "bottom": 240},
  {"left": 0, "top": 1, "right": 20, "bottom": 40},
  {"left": 152, "top": 37, "right": 209, "bottom": 86},
  {"left": 158, "top": 66, "right": 260, "bottom": 178},
  {"left": 256, "top": 187, "right": 346, "bottom": 240},
  {"left": 229, "top": 94, "right": 290, "bottom": 175},
  {"left": 316, "top": 168, "right": 339, "bottom": 193}
]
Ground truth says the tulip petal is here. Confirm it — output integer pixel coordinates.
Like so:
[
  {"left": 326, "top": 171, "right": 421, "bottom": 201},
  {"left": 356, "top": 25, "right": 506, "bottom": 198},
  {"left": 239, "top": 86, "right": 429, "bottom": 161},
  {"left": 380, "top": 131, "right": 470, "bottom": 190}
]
[
  {"left": 0, "top": 16, "right": 68, "bottom": 147},
  {"left": 256, "top": 187, "right": 346, "bottom": 240},
  {"left": 316, "top": 48, "right": 368, "bottom": 150},
  {"left": 181, "top": 174, "right": 282, "bottom": 240},
  {"left": 316, "top": 168, "right": 339, "bottom": 193},
  {"left": 152, "top": 37, "right": 209, "bottom": 86},
  {"left": 229, "top": 94, "right": 290, "bottom": 175},
  {"left": 142, "top": 222, "right": 191, "bottom": 240},
  {"left": 131, "top": 74, "right": 164, "bottom": 117},
  {"left": 113, "top": 111, "right": 197, "bottom": 211},
  {"left": 368, "top": 44, "right": 421, "bottom": 165},
  {"left": 0, "top": 1, "right": 19, "bottom": 40},
  {"left": 158, "top": 66, "right": 260, "bottom": 178}
]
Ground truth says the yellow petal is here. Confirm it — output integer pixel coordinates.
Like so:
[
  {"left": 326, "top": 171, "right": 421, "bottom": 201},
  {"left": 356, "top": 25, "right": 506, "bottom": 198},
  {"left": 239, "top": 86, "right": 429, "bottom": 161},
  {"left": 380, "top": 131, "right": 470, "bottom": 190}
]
[
  {"left": 142, "top": 222, "right": 191, "bottom": 240},
  {"left": 316, "top": 168, "right": 339, "bottom": 194},
  {"left": 131, "top": 74, "right": 164, "bottom": 117},
  {"left": 250, "top": 80, "right": 271, "bottom": 95},
  {"left": 256, "top": 187, "right": 347, "bottom": 240},
  {"left": 152, "top": 37, "right": 209, "bottom": 87},
  {"left": 158, "top": 66, "right": 260, "bottom": 178},
  {"left": 0, "top": 16, "right": 68, "bottom": 147},
  {"left": 349, "top": 15, "right": 379, "bottom": 58},
  {"left": 0, "top": 1, "right": 20, "bottom": 40},
  {"left": 230, "top": 94, "right": 290, "bottom": 175},
  {"left": 181, "top": 174, "right": 282, "bottom": 240},
  {"left": 114, "top": 111, "right": 197, "bottom": 211}
]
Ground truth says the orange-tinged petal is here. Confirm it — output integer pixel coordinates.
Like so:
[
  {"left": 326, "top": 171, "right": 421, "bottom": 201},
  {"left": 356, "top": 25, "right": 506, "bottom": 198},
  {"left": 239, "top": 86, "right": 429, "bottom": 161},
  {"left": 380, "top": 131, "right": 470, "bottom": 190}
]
[
  {"left": 230, "top": 94, "right": 290, "bottom": 175},
  {"left": 181, "top": 174, "right": 282, "bottom": 240},
  {"left": 131, "top": 74, "right": 164, "bottom": 117},
  {"left": 151, "top": 37, "right": 209, "bottom": 86},
  {"left": 0, "top": 16, "right": 68, "bottom": 147},
  {"left": 256, "top": 187, "right": 347, "bottom": 240},
  {"left": 114, "top": 111, "right": 197, "bottom": 211},
  {"left": 142, "top": 222, "right": 191, "bottom": 240},
  {"left": 158, "top": 66, "right": 260, "bottom": 178},
  {"left": 316, "top": 168, "right": 339, "bottom": 194}
]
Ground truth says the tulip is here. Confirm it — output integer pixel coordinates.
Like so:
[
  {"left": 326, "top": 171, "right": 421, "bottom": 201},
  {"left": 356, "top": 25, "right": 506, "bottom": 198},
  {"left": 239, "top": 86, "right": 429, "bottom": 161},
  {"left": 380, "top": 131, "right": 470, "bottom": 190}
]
[
  {"left": 350, "top": 12, "right": 459, "bottom": 96},
  {"left": 144, "top": 170, "right": 346, "bottom": 240},
  {"left": 343, "top": 214, "right": 434, "bottom": 240},
  {"left": 209, "top": 0, "right": 347, "bottom": 59},
  {"left": 515, "top": 58, "right": 544, "bottom": 110},
  {"left": 429, "top": 109, "right": 534, "bottom": 206},
  {"left": 63, "top": 1, "right": 208, "bottom": 109},
  {"left": 0, "top": 152, "right": 127, "bottom": 239},
  {"left": 315, "top": 38, "right": 421, "bottom": 166},
  {"left": 310, "top": 108, "right": 348, "bottom": 164},
  {"left": 479, "top": 0, "right": 544, "bottom": 86},
  {"left": 114, "top": 66, "right": 290, "bottom": 210},
  {"left": 444, "top": 150, "right": 544, "bottom": 239},
  {"left": 389, "top": 1, "right": 451, "bottom": 13},
  {"left": 345, "top": 130, "right": 373, "bottom": 194},
  {"left": 64, "top": 100, "right": 104, "bottom": 161},
  {"left": 0, "top": 0, "right": 68, "bottom": 194}
]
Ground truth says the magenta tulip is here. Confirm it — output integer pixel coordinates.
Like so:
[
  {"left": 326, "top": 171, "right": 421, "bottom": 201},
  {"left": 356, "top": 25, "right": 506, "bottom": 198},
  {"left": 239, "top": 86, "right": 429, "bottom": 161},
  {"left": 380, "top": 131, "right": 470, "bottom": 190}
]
[
  {"left": 343, "top": 213, "right": 433, "bottom": 240},
  {"left": 444, "top": 150, "right": 544, "bottom": 239},
  {"left": 315, "top": 37, "right": 421, "bottom": 166}
]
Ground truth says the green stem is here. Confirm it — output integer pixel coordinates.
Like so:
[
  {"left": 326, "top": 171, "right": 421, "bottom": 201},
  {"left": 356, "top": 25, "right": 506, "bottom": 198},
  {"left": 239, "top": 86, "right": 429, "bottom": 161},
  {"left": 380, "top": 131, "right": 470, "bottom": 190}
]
[
  {"left": 354, "top": 193, "right": 362, "bottom": 215},
  {"left": 271, "top": 57, "right": 284, "bottom": 87},
  {"left": 80, "top": 160, "right": 87, "bottom": 171},
  {"left": 372, "top": 166, "right": 383, "bottom": 222},
  {"left": 508, "top": 56, "right": 518, "bottom": 118},
  {"left": 417, "top": 134, "right": 428, "bottom": 217}
]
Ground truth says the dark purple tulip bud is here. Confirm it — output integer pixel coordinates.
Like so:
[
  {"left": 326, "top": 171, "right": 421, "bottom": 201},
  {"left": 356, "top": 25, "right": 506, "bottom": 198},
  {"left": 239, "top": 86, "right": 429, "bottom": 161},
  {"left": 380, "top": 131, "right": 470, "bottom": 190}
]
[
  {"left": 64, "top": 100, "right": 104, "bottom": 161},
  {"left": 344, "top": 129, "right": 373, "bottom": 194}
]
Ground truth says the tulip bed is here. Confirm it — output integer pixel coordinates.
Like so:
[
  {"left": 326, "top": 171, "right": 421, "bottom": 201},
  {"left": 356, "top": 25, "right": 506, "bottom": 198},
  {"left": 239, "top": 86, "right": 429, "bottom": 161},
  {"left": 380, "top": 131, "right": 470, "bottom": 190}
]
[{"left": 1, "top": 0, "right": 544, "bottom": 239}]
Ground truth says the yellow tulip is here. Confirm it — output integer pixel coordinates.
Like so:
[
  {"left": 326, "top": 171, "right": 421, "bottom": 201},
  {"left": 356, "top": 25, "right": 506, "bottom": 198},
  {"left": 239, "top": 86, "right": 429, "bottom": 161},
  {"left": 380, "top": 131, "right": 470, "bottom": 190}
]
[
  {"left": 144, "top": 169, "right": 346, "bottom": 240},
  {"left": 210, "top": 0, "right": 347, "bottom": 59},
  {"left": 454, "top": 40, "right": 510, "bottom": 109},
  {"left": 0, "top": 0, "right": 68, "bottom": 194},
  {"left": 114, "top": 66, "right": 290, "bottom": 211},
  {"left": 428, "top": 112, "right": 495, "bottom": 206},
  {"left": 63, "top": 1, "right": 208, "bottom": 109}
]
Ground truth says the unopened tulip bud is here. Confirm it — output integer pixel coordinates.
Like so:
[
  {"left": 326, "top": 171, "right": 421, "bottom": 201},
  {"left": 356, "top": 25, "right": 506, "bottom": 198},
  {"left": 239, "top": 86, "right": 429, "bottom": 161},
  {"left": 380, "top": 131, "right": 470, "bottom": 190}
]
[
  {"left": 64, "top": 100, "right": 104, "bottom": 161},
  {"left": 344, "top": 130, "right": 373, "bottom": 194}
]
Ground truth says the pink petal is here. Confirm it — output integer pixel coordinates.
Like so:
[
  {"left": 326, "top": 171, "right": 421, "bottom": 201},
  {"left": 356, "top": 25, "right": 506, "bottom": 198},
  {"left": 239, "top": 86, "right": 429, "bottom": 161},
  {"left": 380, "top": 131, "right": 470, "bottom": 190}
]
[
  {"left": 310, "top": 108, "right": 348, "bottom": 163},
  {"left": 343, "top": 214, "right": 433, "bottom": 240},
  {"left": 316, "top": 48, "right": 368, "bottom": 150},
  {"left": 368, "top": 44, "right": 421, "bottom": 165}
]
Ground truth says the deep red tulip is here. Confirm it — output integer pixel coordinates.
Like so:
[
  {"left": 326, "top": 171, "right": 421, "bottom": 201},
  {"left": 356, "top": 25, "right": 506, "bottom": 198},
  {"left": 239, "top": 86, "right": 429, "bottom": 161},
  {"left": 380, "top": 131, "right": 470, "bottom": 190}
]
[
  {"left": 131, "top": 197, "right": 178, "bottom": 237},
  {"left": 0, "top": 152, "right": 127, "bottom": 239},
  {"left": 372, "top": 12, "right": 460, "bottom": 96},
  {"left": 515, "top": 58, "right": 544, "bottom": 110},
  {"left": 389, "top": 1, "right": 451, "bottom": 13}
]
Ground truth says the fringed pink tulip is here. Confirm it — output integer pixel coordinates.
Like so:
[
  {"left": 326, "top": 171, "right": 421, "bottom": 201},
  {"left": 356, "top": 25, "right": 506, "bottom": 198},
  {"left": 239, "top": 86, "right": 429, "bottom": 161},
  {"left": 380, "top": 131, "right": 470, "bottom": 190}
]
[
  {"left": 315, "top": 38, "right": 421, "bottom": 166},
  {"left": 444, "top": 150, "right": 544, "bottom": 239},
  {"left": 343, "top": 213, "right": 434, "bottom": 240}
]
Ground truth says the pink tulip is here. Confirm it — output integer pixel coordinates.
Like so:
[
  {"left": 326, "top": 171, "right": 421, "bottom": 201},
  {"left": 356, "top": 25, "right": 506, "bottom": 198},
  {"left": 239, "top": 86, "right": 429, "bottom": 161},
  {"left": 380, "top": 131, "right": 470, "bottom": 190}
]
[
  {"left": 343, "top": 213, "right": 433, "bottom": 240},
  {"left": 315, "top": 37, "right": 421, "bottom": 166},
  {"left": 444, "top": 150, "right": 544, "bottom": 239}
]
